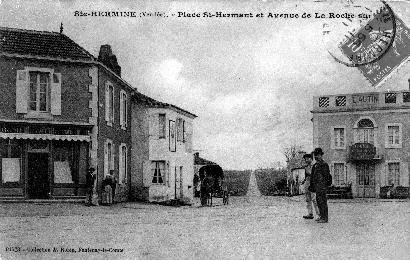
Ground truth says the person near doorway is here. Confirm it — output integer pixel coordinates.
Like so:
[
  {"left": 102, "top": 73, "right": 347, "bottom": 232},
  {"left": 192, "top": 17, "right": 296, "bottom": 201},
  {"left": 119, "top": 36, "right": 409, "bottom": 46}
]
[
  {"left": 301, "top": 154, "right": 319, "bottom": 219},
  {"left": 85, "top": 167, "right": 98, "bottom": 206},
  {"left": 309, "top": 148, "right": 330, "bottom": 223}
]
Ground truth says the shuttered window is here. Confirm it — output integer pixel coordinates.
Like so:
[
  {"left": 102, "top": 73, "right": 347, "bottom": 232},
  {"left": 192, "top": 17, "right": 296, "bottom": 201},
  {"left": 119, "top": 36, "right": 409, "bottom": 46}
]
[{"left": 16, "top": 68, "right": 61, "bottom": 116}]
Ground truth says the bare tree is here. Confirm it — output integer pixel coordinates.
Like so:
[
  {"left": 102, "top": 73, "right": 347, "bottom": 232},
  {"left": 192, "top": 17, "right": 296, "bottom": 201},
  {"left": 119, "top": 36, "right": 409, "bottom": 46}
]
[{"left": 282, "top": 144, "right": 304, "bottom": 162}]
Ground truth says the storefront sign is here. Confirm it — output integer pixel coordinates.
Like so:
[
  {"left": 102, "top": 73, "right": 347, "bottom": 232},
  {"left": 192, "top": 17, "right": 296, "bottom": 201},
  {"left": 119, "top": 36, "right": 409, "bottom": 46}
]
[
  {"left": 0, "top": 124, "right": 25, "bottom": 133},
  {"left": 352, "top": 94, "right": 379, "bottom": 106},
  {"left": 349, "top": 143, "right": 376, "bottom": 161}
]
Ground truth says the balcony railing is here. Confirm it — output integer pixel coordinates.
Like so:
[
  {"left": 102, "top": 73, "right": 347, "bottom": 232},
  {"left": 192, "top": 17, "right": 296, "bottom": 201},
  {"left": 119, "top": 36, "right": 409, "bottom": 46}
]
[{"left": 348, "top": 143, "right": 381, "bottom": 162}]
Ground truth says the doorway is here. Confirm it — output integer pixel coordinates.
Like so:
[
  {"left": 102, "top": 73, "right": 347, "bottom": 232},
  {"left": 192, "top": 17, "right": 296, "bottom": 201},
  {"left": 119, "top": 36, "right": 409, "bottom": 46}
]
[
  {"left": 28, "top": 153, "right": 49, "bottom": 199},
  {"left": 356, "top": 162, "right": 375, "bottom": 198}
]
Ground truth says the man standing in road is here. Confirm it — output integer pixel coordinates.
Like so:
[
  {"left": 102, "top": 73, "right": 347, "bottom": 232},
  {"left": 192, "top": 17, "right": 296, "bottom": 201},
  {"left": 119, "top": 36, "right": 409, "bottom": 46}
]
[
  {"left": 309, "top": 148, "right": 330, "bottom": 223},
  {"left": 301, "top": 153, "right": 320, "bottom": 220}
]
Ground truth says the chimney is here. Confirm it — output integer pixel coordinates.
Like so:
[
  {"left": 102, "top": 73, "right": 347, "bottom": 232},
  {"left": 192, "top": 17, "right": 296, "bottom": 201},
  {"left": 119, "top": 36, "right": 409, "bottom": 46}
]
[{"left": 98, "top": 44, "right": 121, "bottom": 77}]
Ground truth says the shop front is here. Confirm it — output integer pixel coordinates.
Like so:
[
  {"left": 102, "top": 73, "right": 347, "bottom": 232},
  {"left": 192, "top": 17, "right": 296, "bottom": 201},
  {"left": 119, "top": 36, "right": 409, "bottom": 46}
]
[{"left": 0, "top": 123, "right": 91, "bottom": 200}]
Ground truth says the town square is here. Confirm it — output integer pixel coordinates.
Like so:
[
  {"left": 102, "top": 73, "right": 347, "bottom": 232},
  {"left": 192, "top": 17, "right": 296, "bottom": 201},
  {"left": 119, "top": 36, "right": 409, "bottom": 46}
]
[{"left": 0, "top": 0, "right": 410, "bottom": 259}]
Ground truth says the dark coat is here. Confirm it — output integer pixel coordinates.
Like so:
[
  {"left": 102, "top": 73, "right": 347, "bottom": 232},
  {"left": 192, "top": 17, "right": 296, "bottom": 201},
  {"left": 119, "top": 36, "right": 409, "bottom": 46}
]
[
  {"left": 86, "top": 172, "right": 96, "bottom": 189},
  {"left": 309, "top": 160, "right": 330, "bottom": 193}
]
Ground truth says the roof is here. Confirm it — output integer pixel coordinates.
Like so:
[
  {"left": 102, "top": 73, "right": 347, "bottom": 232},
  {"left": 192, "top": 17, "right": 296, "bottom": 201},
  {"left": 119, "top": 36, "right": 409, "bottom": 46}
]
[
  {"left": 194, "top": 155, "right": 216, "bottom": 166},
  {"left": 133, "top": 92, "right": 197, "bottom": 118},
  {"left": 0, "top": 27, "right": 95, "bottom": 61}
]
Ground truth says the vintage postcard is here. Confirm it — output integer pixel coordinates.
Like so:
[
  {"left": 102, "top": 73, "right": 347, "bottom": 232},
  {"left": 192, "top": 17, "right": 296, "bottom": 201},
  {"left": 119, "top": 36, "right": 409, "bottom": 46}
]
[{"left": 0, "top": 0, "right": 409, "bottom": 259}]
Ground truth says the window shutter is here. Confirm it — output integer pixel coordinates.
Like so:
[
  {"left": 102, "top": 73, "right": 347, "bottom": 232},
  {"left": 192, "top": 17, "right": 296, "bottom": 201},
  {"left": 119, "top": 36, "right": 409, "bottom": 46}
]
[
  {"left": 51, "top": 73, "right": 62, "bottom": 115},
  {"left": 111, "top": 144, "right": 115, "bottom": 172},
  {"left": 104, "top": 142, "right": 108, "bottom": 176},
  {"left": 380, "top": 164, "right": 387, "bottom": 187},
  {"left": 124, "top": 94, "right": 128, "bottom": 128},
  {"left": 185, "top": 121, "right": 193, "bottom": 153},
  {"left": 16, "top": 70, "right": 28, "bottom": 113},
  {"left": 120, "top": 91, "right": 124, "bottom": 128},
  {"left": 119, "top": 144, "right": 123, "bottom": 184},
  {"left": 166, "top": 161, "right": 170, "bottom": 187},
  {"left": 143, "top": 160, "right": 151, "bottom": 187},
  {"left": 105, "top": 83, "right": 109, "bottom": 122},
  {"left": 149, "top": 114, "right": 158, "bottom": 138},
  {"left": 400, "top": 162, "right": 408, "bottom": 187}
]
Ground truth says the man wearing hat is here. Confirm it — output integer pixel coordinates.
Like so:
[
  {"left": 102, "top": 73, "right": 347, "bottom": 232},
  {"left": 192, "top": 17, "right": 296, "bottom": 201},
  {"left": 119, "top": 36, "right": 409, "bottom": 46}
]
[
  {"left": 85, "top": 167, "right": 98, "bottom": 206},
  {"left": 309, "top": 148, "right": 330, "bottom": 223}
]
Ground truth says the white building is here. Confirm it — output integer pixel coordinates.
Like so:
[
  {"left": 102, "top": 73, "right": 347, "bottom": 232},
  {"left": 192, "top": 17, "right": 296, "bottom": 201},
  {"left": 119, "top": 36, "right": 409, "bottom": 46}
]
[{"left": 131, "top": 93, "right": 197, "bottom": 203}]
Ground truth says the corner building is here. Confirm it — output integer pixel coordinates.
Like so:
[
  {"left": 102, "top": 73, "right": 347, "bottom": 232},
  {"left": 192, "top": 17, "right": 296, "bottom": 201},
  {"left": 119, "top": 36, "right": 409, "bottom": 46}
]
[{"left": 312, "top": 91, "right": 410, "bottom": 198}]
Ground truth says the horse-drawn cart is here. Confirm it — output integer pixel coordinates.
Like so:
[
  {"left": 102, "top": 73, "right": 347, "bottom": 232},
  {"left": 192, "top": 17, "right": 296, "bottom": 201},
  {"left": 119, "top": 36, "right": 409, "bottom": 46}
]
[{"left": 199, "top": 164, "right": 229, "bottom": 206}]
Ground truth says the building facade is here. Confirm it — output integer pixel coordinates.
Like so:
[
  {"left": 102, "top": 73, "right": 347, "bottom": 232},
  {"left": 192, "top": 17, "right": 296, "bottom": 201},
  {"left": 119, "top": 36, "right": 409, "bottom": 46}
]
[
  {"left": 0, "top": 27, "right": 134, "bottom": 201},
  {"left": 0, "top": 27, "right": 95, "bottom": 199},
  {"left": 312, "top": 91, "right": 410, "bottom": 198},
  {"left": 131, "top": 93, "right": 196, "bottom": 203}
]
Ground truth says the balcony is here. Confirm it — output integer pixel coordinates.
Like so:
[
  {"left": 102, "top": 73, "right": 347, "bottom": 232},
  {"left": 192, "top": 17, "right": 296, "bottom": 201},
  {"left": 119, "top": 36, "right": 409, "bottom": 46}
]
[
  {"left": 348, "top": 143, "right": 382, "bottom": 162},
  {"left": 312, "top": 91, "right": 410, "bottom": 112}
]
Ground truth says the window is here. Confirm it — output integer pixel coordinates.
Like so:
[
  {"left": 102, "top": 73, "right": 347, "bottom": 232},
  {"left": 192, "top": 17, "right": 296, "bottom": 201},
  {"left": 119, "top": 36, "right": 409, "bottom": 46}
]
[
  {"left": 332, "top": 127, "right": 346, "bottom": 149},
  {"left": 151, "top": 161, "right": 165, "bottom": 184},
  {"left": 120, "top": 90, "right": 128, "bottom": 129},
  {"left": 333, "top": 163, "right": 346, "bottom": 186},
  {"left": 105, "top": 82, "right": 114, "bottom": 126},
  {"left": 119, "top": 144, "right": 127, "bottom": 184},
  {"left": 53, "top": 142, "right": 75, "bottom": 184},
  {"left": 0, "top": 140, "right": 22, "bottom": 185},
  {"left": 159, "top": 114, "right": 166, "bottom": 138},
  {"left": 403, "top": 92, "right": 410, "bottom": 103},
  {"left": 29, "top": 72, "right": 49, "bottom": 112},
  {"left": 355, "top": 118, "right": 375, "bottom": 144},
  {"left": 385, "top": 124, "right": 402, "bottom": 148},
  {"left": 16, "top": 68, "right": 61, "bottom": 116},
  {"left": 104, "top": 139, "right": 114, "bottom": 176},
  {"left": 388, "top": 162, "right": 400, "bottom": 186}
]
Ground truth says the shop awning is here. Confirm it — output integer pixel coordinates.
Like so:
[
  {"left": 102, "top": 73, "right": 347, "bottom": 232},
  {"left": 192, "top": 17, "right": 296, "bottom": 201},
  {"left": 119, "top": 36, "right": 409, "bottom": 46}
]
[{"left": 0, "top": 133, "right": 91, "bottom": 142}]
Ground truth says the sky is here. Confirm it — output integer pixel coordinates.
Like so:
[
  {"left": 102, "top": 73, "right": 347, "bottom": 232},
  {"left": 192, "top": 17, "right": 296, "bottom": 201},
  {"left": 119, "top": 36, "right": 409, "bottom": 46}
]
[{"left": 1, "top": 0, "right": 410, "bottom": 170}]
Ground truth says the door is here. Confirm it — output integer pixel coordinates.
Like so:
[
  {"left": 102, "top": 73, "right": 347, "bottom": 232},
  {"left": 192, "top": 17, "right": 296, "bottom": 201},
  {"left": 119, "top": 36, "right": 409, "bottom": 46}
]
[
  {"left": 28, "top": 153, "right": 49, "bottom": 199},
  {"left": 356, "top": 162, "right": 375, "bottom": 198}
]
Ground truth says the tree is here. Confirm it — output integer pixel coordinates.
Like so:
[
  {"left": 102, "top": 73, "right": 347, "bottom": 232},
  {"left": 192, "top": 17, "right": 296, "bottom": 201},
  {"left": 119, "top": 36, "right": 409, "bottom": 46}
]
[{"left": 282, "top": 144, "right": 304, "bottom": 162}]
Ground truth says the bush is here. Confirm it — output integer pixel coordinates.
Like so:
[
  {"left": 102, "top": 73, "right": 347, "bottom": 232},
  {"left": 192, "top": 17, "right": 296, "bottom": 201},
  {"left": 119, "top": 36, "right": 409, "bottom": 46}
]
[
  {"left": 224, "top": 170, "right": 251, "bottom": 196},
  {"left": 255, "top": 168, "right": 287, "bottom": 196}
]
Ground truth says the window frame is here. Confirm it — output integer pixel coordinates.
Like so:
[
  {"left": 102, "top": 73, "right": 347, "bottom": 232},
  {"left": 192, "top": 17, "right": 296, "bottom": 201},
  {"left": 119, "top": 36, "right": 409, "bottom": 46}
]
[
  {"left": 332, "top": 162, "right": 346, "bottom": 186},
  {"left": 119, "top": 143, "right": 127, "bottom": 184},
  {"left": 23, "top": 67, "right": 57, "bottom": 118},
  {"left": 385, "top": 123, "right": 402, "bottom": 149},
  {"left": 105, "top": 139, "right": 114, "bottom": 176},
  {"left": 151, "top": 160, "right": 166, "bottom": 185},
  {"left": 331, "top": 126, "right": 346, "bottom": 149},
  {"left": 106, "top": 82, "right": 115, "bottom": 127},
  {"left": 120, "top": 90, "right": 128, "bottom": 130},
  {"left": 387, "top": 161, "right": 400, "bottom": 186}
]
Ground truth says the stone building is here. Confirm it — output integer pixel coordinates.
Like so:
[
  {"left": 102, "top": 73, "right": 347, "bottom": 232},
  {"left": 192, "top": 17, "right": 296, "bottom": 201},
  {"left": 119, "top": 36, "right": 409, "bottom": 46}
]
[
  {"left": 131, "top": 92, "right": 196, "bottom": 203},
  {"left": 0, "top": 27, "right": 133, "bottom": 201},
  {"left": 312, "top": 91, "right": 410, "bottom": 198}
]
